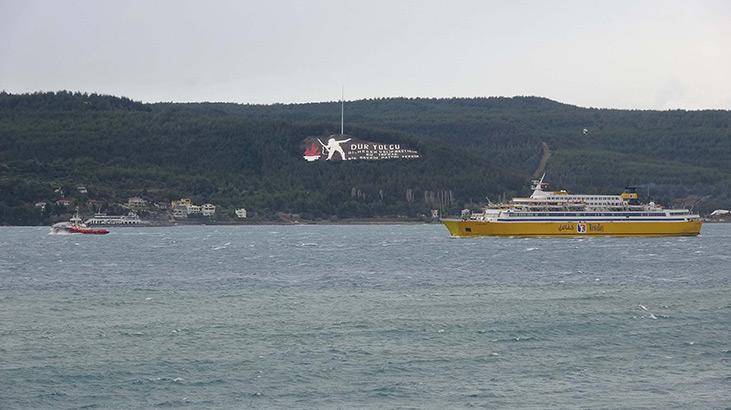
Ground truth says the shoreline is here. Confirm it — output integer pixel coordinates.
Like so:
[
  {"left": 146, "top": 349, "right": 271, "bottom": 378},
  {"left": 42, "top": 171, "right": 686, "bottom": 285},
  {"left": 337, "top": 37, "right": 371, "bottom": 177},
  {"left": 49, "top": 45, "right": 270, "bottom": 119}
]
[
  {"left": 4, "top": 219, "right": 729, "bottom": 228},
  {"left": 2, "top": 219, "right": 438, "bottom": 228}
]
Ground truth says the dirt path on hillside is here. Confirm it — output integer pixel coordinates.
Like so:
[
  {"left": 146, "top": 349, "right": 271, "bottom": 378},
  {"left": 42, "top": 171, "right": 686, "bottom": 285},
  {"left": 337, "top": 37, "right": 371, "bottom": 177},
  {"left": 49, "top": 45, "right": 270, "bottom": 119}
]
[{"left": 532, "top": 142, "right": 551, "bottom": 178}]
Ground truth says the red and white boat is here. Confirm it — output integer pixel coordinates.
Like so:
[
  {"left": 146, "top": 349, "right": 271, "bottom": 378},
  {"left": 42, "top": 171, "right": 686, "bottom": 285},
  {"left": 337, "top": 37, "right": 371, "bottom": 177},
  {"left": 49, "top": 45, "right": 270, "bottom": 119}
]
[{"left": 51, "top": 212, "right": 109, "bottom": 235}]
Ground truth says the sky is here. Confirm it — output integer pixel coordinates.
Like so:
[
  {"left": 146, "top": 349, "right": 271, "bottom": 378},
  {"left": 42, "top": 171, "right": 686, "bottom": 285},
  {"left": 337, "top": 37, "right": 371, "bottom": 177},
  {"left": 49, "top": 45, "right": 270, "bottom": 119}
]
[{"left": 1, "top": 0, "right": 730, "bottom": 109}]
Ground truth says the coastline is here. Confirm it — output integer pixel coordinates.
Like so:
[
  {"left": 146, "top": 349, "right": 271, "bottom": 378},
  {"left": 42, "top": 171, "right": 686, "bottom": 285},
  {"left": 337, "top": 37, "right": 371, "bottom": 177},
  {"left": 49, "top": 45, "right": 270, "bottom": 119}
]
[
  {"left": 3, "top": 218, "right": 436, "bottom": 228},
  {"left": 5, "top": 217, "right": 729, "bottom": 228}
]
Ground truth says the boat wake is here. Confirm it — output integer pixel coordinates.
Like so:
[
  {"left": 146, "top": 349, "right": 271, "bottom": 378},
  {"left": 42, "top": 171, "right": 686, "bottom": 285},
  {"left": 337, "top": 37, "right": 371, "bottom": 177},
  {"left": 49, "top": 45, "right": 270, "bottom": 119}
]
[
  {"left": 48, "top": 229, "right": 73, "bottom": 236},
  {"left": 212, "top": 242, "right": 231, "bottom": 250}
]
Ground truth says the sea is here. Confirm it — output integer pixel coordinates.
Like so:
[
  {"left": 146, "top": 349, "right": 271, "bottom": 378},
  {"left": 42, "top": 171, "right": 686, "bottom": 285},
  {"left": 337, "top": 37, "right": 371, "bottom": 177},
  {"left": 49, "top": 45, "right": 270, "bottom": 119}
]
[{"left": 0, "top": 224, "right": 729, "bottom": 409}]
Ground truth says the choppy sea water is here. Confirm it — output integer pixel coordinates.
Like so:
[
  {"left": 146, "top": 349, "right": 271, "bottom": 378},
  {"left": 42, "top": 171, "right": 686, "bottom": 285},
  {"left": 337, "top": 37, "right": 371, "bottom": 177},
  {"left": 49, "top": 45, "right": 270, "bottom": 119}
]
[{"left": 0, "top": 224, "right": 729, "bottom": 409}]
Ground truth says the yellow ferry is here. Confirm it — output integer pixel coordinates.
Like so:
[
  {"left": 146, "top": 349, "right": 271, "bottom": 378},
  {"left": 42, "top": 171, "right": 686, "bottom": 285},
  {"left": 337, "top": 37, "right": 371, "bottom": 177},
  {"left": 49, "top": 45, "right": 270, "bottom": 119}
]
[{"left": 442, "top": 175, "right": 702, "bottom": 237}]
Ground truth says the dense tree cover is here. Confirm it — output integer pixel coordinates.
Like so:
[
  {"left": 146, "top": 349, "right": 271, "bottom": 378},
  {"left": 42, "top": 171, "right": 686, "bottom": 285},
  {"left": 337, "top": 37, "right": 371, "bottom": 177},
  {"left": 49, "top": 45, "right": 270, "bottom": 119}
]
[
  {"left": 188, "top": 96, "right": 730, "bottom": 211},
  {"left": 0, "top": 92, "right": 522, "bottom": 224},
  {"left": 0, "top": 91, "right": 729, "bottom": 225}
]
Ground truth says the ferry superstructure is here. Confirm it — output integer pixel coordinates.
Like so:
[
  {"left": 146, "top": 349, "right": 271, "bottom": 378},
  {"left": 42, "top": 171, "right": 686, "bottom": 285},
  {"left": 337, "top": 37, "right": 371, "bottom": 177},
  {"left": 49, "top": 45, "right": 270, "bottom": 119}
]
[
  {"left": 85, "top": 212, "right": 145, "bottom": 226},
  {"left": 441, "top": 175, "right": 702, "bottom": 237}
]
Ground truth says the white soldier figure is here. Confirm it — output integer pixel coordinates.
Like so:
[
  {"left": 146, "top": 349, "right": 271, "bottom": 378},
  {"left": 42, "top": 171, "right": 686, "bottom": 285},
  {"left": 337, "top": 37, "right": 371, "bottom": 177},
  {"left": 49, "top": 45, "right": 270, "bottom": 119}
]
[{"left": 318, "top": 136, "right": 351, "bottom": 160}]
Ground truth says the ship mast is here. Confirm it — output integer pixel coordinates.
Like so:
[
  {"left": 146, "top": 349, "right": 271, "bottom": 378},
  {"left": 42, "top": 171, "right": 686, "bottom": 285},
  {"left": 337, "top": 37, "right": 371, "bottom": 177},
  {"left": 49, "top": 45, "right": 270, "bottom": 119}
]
[{"left": 340, "top": 86, "right": 344, "bottom": 135}]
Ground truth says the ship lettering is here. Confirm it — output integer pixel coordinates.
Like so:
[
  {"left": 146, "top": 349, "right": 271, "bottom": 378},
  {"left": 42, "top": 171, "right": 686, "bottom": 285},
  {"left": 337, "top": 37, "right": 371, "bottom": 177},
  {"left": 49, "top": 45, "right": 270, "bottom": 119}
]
[{"left": 589, "top": 223, "right": 605, "bottom": 232}]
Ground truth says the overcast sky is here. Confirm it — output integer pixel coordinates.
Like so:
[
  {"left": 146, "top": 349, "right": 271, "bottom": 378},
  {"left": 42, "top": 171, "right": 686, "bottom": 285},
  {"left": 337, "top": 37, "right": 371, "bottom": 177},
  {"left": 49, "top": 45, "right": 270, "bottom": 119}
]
[{"left": 2, "top": 0, "right": 730, "bottom": 109}]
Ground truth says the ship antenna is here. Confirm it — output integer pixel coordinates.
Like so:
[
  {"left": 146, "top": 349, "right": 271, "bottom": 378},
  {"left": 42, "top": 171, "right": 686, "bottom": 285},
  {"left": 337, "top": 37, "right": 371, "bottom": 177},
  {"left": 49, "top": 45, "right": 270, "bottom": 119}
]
[{"left": 340, "top": 86, "right": 344, "bottom": 135}]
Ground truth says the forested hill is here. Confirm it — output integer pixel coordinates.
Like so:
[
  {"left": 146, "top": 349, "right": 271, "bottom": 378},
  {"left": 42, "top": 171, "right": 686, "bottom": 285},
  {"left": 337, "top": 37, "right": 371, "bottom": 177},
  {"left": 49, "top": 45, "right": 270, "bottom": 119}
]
[{"left": 1, "top": 91, "right": 729, "bottom": 225}]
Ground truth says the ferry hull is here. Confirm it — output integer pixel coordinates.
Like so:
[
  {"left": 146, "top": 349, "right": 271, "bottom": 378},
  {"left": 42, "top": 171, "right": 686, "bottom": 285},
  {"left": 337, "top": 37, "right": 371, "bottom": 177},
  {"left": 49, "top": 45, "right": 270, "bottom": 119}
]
[{"left": 441, "top": 219, "right": 702, "bottom": 237}]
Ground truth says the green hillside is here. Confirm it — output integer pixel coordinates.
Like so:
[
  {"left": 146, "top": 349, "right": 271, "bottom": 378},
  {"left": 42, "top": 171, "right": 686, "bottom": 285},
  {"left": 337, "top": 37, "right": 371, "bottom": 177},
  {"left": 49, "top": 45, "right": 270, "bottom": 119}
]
[{"left": 1, "top": 91, "right": 729, "bottom": 225}]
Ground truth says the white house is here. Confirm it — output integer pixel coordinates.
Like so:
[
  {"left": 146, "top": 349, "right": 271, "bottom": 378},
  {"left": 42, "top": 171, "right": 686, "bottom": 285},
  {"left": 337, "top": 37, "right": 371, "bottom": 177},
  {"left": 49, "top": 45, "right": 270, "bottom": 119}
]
[
  {"left": 235, "top": 208, "right": 247, "bottom": 219},
  {"left": 201, "top": 203, "right": 216, "bottom": 216},
  {"left": 709, "top": 209, "right": 729, "bottom": 217},
  {"left": 187, "top": 205, "right": 201, "bottom": 215},
  {"left": 172, "top": 203, "right": 188, "bottom": 218}
]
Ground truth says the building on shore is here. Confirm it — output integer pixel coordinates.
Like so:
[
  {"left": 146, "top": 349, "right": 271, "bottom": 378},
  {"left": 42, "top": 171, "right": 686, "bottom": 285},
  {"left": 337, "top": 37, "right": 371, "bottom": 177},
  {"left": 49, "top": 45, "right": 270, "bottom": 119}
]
[
  {"left": 235, "top": 208, "right": 247, "bottom": 219},
  {"left": 172, "top": 204, "right": 188, "bottom": 219},
  {"left": 708, "top": 209, "right": 729, "bottom": 222},
  {"left": 187, "top": 205, "right": 201, "bottom": 215},
  {"left": 171, "top": 198, "right": 217, "bottom": 219},
  {"left": 201, "top": 203, "right": 216, "bottom": 216},
  {"left": 172, "top": 198, "right": 192, "bottom": 208}
]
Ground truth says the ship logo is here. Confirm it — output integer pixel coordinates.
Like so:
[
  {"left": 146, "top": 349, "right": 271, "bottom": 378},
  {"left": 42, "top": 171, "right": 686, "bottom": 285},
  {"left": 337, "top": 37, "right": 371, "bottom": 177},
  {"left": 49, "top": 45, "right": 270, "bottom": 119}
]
[
  {"left": 576, "top": 223, "right": 587, "bottom": 233},
  {"left": 303, "top": 143, "right": 321, "bottom": 161}
]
